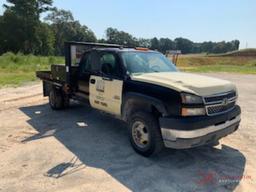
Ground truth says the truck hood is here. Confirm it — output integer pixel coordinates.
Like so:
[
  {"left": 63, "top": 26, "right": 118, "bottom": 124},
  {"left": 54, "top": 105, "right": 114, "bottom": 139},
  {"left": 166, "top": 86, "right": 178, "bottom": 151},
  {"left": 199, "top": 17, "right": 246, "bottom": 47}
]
[{"left": 131, "top": 72, "right": 236, "bottom": 96}]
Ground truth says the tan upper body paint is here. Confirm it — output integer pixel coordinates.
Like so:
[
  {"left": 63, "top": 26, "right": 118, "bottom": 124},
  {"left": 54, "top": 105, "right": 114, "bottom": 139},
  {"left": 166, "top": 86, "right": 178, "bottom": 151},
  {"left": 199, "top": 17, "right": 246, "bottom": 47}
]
[{"left": 131, "top": 72, "right": 236, "bottom": 96}]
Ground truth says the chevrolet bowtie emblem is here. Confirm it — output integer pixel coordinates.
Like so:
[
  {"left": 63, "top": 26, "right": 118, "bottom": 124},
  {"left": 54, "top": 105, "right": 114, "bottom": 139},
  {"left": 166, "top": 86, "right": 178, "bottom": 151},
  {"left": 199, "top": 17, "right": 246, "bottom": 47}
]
[{"left": 222, "top": 98, "right": 228, "bottom": 105}]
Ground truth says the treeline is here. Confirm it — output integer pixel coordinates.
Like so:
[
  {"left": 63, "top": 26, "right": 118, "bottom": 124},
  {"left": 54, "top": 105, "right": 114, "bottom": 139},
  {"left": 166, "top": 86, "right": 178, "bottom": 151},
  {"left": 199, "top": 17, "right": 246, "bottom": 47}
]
[
  {"left": 0, "top": 0, "right": 96, "bottom": 56},
  {"left": 0, "top": 0, "right": 240, "bottom": 56},
  {"left": 102, "top": 29, "right": 240, "bottom": 54}
]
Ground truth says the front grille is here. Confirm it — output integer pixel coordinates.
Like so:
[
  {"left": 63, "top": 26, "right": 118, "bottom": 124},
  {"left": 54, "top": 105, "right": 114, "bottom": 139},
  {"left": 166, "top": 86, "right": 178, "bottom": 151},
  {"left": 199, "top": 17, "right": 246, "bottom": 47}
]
[
  {"left": 206, "top": 101, "right": 236, "bottom": 115},
  {"left": 204, "top": 91, "right": 237, "bottom": 116},
  {"left": 204, "top": 91, "right": 236, "bottom": 104}
]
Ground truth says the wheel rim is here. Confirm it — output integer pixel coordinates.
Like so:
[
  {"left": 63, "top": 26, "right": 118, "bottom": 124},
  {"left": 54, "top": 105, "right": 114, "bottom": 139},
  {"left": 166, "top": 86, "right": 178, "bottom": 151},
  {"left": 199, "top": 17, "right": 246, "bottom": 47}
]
[{"left": 132, "top": 121, "right": 149, "bottom": 148}]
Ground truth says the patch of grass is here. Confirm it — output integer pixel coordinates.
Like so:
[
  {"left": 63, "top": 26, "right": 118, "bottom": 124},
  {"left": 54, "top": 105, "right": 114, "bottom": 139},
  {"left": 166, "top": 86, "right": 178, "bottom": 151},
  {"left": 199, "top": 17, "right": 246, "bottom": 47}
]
[
  {"left": 208, "top": 48, "right": 256, "bottom": 57},
  {"left": 0, "top": 52, "right": 64, "bottom": 87},
  {"left": 175, "top": 54, "right": 256, "bottom": 74},
  {"left": 179, "top": 65, "right": 256, "bottom": 74},
  {"left": 0, "top": 72, "right": 36, "bottom": 87},
  {"left": 176, "top": 55, "right": 256, "bottom": 66}
]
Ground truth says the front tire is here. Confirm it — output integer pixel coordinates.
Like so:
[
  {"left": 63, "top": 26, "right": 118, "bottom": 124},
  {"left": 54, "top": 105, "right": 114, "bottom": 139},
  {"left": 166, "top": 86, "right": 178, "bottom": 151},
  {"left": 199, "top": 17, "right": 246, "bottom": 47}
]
[{"left": 128, "top": 111, "right": 164, "bottom": 157}]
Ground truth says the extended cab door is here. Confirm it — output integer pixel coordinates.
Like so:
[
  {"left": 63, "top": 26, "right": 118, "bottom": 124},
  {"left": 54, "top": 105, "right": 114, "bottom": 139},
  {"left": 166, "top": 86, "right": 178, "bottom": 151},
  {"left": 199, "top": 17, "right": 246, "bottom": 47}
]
[
  {"left": 78, "top": 51, "right": 99, "bottom": 96},
  {"left": 89, "top": 52, "right": 124, "bottom": 115}
]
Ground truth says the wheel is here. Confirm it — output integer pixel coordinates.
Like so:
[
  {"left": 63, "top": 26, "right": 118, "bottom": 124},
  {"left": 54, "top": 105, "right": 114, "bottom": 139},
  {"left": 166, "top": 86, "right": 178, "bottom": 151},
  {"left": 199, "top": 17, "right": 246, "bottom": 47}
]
[
  {"left": 128, "top": 111, "right": 164, "bottom": 157},
  {"left": 49, "top": 87, "right": 69, "bottom": 110}
]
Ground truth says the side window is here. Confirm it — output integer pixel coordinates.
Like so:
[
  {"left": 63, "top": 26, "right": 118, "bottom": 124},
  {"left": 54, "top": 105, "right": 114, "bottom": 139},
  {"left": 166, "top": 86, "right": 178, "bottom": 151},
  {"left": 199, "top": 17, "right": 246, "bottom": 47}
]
[
  {"left": 79, "top": 51, "right": 100, "bottom": 73},
  {"left": 79, "top": 52, "right": 90, "bottom": 73},
  {"left": 99, "top": 52, "right": 121, "bottom": 77}
]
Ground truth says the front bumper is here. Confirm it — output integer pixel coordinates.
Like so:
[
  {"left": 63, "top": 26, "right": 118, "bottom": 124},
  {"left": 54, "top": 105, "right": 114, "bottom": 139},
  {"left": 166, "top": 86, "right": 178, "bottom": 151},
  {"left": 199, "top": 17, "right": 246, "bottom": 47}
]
[{"left": 159, "top": 105, "right": 241, "bottom": 149}]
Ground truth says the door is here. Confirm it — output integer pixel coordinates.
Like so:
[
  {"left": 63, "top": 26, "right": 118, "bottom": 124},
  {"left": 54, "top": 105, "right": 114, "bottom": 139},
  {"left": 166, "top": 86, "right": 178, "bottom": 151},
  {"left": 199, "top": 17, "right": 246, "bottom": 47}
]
[
  {"left": 89, "top": 52, "right": 123, "bottom": 115},
  {"left": 78, "top": 51, "right": 99, "bottom": 95}
]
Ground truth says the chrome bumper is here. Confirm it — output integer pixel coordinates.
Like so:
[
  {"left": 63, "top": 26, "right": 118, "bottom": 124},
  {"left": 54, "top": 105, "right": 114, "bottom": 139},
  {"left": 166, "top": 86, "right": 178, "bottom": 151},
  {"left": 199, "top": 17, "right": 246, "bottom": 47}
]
[{"left": 161, "top": 115, "right": 241, "bottom": 149}]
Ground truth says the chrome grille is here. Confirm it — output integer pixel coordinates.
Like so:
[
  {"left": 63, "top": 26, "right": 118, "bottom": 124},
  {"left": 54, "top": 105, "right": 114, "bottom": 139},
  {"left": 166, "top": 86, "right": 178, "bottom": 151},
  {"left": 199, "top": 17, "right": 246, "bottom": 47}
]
[
  {"left": 204, "top": 91, "right": 236, "bottom": 104},
  {"left": 204, "top": 91, "right": 237, "bottom": 116},
  {"left": 206, "top": 101, "right": 236, "bottom": 115}
]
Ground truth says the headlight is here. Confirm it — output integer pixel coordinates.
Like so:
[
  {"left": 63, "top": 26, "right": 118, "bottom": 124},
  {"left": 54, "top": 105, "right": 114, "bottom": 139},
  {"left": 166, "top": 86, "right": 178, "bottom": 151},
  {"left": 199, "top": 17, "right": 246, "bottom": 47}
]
[
  {"left": 181, "top": 93, "right": 203, "bottom": 104},
  {"left": 181, "top": 107, "right": 206, "bottom": 116}
]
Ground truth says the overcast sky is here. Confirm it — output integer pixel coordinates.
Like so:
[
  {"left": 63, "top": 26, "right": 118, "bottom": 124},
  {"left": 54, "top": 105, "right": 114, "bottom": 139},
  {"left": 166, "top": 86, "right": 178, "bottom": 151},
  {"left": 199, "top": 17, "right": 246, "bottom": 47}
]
[{"left": 0, "top": 0, "right": 255, "bottom": 48}]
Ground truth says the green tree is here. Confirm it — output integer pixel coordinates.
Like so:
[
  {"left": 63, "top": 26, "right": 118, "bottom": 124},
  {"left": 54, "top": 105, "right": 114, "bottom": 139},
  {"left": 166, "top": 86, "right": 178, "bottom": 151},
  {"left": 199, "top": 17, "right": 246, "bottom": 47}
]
[
  {"left": 105, "top": 27, "right": 138, "bottom": 46},
  {"left": 232, "top": 40, "right": 240, "bottom": 50},
  {"left": 137, "top": 38, "right": 151, "bottom": 48},
  {"left": 34, "top": 23, "right": 55, "bottom": 55},
  {"left": 201, "top": 41, "right": 214, "bottom": 53},
  {"left": 2, "top": 0, "right": 53, "bottom": 54},
  {"left": 0, "top": 10, "right": 23, "bottom": 54},
  {"left": 150, "top": 37, "right": 159, "bottom": 50},
  {"left": 174, "top": 37, "right": 193, "bottom": 54},
  {"left": 98, "top": 38, "right": 107, "bottom": 44},
  {"left": 158, "top": 38, "right": 174, "bottom": 53},
  {"left": 212, "top": 41, "right": 227, "bottom": 53},
  {"left": 45, "top": 8, "right": 96, "bottom": 55}
]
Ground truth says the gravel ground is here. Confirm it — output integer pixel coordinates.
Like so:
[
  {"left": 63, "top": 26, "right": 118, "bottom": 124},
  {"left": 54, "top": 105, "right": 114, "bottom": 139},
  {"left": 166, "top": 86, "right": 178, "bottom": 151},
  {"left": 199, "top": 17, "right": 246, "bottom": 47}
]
[{"left": 0, "top": 73, "right": 255, "bottom": 192}]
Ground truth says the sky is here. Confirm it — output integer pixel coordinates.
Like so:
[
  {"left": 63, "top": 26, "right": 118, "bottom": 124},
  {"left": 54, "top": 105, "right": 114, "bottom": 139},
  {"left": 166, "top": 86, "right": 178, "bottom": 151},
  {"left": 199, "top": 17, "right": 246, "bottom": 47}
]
[{"left": 0, "top": 0, "right": 255, "bottom": 49}]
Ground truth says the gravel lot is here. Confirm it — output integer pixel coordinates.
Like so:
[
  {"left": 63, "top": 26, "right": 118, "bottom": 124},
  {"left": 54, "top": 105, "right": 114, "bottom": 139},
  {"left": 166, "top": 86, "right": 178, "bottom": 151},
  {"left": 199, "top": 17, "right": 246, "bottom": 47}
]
[{"left": 0, "top": 73, "right": 255, "bottom": 192}]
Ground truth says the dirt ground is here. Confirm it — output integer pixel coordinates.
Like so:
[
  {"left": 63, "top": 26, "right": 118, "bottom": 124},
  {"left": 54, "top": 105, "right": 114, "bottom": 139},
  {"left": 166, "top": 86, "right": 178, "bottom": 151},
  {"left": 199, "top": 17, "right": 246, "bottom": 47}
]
[{"left": 0, "top": 73, "right": 255, "bottom": 192}]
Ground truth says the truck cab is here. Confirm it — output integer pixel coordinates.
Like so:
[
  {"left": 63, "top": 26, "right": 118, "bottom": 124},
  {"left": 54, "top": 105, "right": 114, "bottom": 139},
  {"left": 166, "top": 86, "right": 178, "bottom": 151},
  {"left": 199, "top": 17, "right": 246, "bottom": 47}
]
[{"left": 36, "top": 42, "right": 241, "bottom": 157}]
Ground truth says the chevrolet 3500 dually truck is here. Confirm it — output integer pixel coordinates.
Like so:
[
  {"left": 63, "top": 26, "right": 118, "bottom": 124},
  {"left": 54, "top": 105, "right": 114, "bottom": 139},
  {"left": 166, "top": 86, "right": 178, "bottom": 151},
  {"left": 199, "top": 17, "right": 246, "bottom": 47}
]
[{"left": 36, "top": 42, "right": 241, "bottom": 156}]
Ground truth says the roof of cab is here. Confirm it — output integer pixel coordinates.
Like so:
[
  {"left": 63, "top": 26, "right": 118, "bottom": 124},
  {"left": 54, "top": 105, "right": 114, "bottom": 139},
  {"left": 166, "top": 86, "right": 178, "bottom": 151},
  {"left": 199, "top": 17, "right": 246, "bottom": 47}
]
[{"left": 65, "top": 41, "right": 158, "bottom": 53}]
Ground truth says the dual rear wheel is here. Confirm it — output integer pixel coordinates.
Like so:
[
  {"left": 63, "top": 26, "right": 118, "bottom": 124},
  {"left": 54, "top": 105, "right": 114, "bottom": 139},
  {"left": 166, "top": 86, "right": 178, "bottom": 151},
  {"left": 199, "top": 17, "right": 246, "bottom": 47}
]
[{"left": 49, "top": 87, "right": 69, "bottom": 110}]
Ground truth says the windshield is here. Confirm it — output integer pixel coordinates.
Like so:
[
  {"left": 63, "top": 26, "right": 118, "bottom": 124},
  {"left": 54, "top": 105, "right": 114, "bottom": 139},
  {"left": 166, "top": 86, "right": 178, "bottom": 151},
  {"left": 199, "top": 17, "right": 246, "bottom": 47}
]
[{"left": 121, "top": 51, "right": 177, "bottom": 75}]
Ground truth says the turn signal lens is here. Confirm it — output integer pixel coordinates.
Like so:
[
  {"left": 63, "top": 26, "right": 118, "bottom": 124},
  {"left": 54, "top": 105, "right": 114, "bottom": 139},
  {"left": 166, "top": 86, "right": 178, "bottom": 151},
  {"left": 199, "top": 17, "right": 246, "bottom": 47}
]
[{"left": 181, "top": 108, "right": 206, "bottom": 116}]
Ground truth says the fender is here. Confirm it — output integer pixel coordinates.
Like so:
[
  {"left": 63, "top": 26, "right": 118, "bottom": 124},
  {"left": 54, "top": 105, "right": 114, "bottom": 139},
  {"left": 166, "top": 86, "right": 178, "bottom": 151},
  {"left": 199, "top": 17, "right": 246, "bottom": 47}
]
[{"left": 121, "top": 92, "right": 168, "bottom": 121}]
